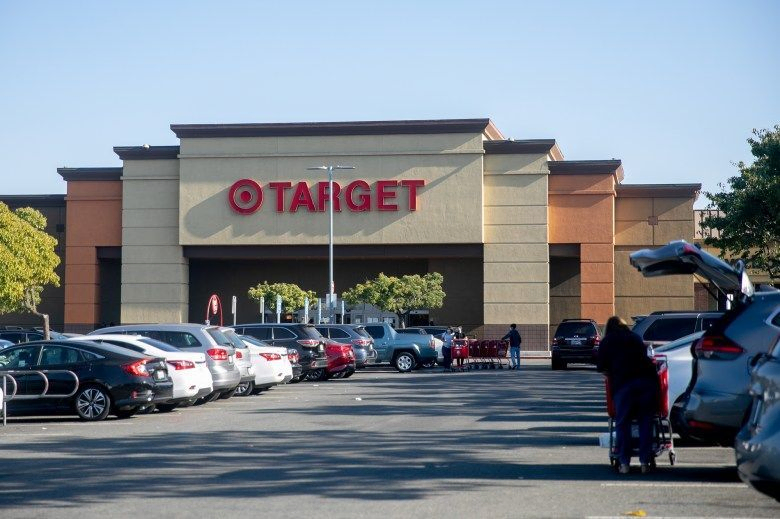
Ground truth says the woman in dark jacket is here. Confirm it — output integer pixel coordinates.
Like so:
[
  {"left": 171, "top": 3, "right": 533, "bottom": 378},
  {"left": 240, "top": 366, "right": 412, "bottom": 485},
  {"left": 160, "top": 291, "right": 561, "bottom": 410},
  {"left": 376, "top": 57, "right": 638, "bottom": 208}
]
[{"left": 597, "top": 316, "right": 658, "bottom": 474}]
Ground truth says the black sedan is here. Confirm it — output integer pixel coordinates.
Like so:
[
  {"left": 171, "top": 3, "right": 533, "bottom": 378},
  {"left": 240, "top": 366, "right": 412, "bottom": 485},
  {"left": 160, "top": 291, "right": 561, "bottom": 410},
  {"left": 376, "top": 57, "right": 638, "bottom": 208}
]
[{"left": 0, "top": 340, "right": 173, "bottom": 421}]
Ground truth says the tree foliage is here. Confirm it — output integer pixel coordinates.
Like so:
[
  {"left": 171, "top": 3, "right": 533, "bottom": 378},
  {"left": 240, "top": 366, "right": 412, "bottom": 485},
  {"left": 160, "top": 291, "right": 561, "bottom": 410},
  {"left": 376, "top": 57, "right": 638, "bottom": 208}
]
[
  {"left": 247, "top": 281, "right": 317, "bottom": 313},
  {"left": 342, "top": 272, "right": 445, "bottom": 326},
  {"left": 0, "top": 203, "right": 61, "bottom": 337},
  {"left": 701, "top": 125, "right": 780, "bottom": 283}
]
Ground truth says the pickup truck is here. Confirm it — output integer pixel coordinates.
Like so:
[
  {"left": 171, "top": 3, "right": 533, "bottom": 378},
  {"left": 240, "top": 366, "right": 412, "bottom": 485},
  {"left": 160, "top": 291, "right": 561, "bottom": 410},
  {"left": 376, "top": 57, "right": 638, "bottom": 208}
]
[{"left": 363, "top": 323, "right": 438, "bottom": 372}]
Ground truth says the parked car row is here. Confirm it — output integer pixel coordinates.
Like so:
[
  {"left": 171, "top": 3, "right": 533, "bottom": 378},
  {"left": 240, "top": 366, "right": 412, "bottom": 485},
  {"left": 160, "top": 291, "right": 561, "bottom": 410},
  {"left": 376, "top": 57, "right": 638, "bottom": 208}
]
[
  {"left": 631, "top": 240, "right": 780, "bottom": 501},
  {"left": 0, "top": 321, "right": 442, "bottom": 423}
]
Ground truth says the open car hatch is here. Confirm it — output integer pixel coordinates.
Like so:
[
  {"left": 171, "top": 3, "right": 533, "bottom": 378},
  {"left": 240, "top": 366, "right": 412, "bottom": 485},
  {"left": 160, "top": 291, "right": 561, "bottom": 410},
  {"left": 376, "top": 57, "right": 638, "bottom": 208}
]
[{"left": 629, "top": 240, "right": 754, "bottom": 298}]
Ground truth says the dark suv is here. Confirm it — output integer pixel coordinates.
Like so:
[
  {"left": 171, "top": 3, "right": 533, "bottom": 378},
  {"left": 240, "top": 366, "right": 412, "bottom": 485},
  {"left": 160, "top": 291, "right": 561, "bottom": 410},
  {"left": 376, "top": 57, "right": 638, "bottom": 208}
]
[
  {"left": 550, "top": 319, "right": 601, "bottom": 370},
  {"left": 231, "top": 323, "right": 328, "bottom": 380}
]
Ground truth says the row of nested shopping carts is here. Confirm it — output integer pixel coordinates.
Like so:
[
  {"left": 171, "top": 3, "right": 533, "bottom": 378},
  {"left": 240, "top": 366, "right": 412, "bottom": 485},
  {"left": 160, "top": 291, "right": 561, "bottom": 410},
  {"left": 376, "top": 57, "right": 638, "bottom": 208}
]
[{"left": 448, "top": 338, "right": 510, "bottom": 371}]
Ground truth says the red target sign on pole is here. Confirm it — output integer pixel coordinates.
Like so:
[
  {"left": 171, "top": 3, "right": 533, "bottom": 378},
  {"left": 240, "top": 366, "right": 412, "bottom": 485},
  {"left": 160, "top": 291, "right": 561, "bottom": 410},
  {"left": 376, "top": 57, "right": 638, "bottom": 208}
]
[{"left": 228, "top": 179, "right": 263, "bottom": 214}]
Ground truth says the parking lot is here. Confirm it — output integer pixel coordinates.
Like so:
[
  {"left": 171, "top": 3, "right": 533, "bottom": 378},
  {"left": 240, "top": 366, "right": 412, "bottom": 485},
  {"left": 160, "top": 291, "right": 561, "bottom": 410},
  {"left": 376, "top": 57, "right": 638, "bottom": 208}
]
[{"left": 1, "top": 360, "right": 778, "bottom": 518}]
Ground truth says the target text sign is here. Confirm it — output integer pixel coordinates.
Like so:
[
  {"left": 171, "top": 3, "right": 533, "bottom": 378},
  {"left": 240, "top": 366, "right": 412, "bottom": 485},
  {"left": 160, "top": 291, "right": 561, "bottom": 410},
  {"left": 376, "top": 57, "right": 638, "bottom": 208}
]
[{"left": 228, "top": 178, "right": 425, "bottom": 214}]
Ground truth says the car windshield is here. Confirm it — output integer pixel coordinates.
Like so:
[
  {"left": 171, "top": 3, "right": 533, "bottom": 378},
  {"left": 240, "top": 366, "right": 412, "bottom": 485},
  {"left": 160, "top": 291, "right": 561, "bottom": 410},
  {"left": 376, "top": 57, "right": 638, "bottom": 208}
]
[
  {"left": 206, "top": 328, "right": 234, "bottom": 347},
  {"left": 353, "top": 327, "right": 371, "bottom": 338},
  {"left": 220, "top": 329, "right": 248, "bottom": 348},
  {"left": 138, "top": 337, "right": 182, "bottom": 353},
  {"left": 239, "top": 334, "right": 268, "bottom": 347},
  {"left": 555, "top": 322, "right": 597, "bottom": 337},
  {"left": 299, "top": 325, "right": 324, "bottom": 339}
]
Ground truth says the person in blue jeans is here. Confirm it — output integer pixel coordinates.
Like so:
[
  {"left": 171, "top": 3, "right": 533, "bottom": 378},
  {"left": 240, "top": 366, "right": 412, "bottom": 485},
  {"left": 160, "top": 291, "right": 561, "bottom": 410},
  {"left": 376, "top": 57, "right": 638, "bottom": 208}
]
[
  {"left": 501, "top": 324, "right": 522, "bottom": 370},
  {"left": 597, "top": 316, "right": 659, "bottom": 474}
]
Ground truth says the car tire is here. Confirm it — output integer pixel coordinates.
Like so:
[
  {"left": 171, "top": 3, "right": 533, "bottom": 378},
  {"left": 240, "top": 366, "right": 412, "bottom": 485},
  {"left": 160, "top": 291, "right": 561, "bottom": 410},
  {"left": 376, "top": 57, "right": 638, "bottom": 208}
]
[
  {"left": 306, "top": 368, "right": 329, "bottom": 381},
  {"left": 421, "top": 359, "right": 437, "bottom": 369},
  {"left": 234, "top": 381, "right": 255, "bottom": 396},
  {"left": 393, "top": 352, "right": 416, "bottom": 373},
  {"left": 218, "top": 389, "right": 235, "bottom": 400},
  {"left": 74, "top": 385, "right": 111, "bottom": 421},
  {"left": 156, "top": 403, "right": 180, "bottom": 413},
  {"left": 115, "top": 406, "right": 142, "bottom": 419},
  {"left": 551, "top": 359, "right": 567, "bottom": 370},
  {"left": 342, "top": 369, "right": 355, "bottom": 379}
]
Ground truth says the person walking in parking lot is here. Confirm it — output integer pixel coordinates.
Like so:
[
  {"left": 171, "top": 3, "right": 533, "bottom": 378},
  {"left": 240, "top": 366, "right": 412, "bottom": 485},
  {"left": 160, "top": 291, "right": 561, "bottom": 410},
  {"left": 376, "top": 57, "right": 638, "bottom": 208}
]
[
  {"left": 441, "top": 327, "right": 454, "bottom": 369},
  {"left": 597, "top": 316, "right": 659, "bottom": 475},
  {"left": 502, "top": 324, "right": 522, "bottom": 370}
]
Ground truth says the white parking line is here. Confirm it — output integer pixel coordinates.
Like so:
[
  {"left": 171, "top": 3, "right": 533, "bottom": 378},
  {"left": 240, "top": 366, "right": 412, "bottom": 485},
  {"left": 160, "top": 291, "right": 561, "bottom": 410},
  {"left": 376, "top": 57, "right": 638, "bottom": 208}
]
[
  {"left": 588, "top": 517, "right": 760, "bottom": 519},
  {"left": 601, "top": 482, "right": 749, "bottom": 488}
]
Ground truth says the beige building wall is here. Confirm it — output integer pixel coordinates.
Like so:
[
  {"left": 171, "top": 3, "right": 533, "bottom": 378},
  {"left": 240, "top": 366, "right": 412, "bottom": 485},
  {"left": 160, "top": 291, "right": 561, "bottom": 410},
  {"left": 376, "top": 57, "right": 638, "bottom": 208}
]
[
  {"left": 615, "top": 192, "right": 697, "bottom": 318},
  {"left": 177, "top": 133, "right": 485, "bottom": 246},
  {"left": 482, "top": 152, "right": 550, "bottom": 348},
  {"left": 121, "top": 159, "right": 189, "bottom": 323}
]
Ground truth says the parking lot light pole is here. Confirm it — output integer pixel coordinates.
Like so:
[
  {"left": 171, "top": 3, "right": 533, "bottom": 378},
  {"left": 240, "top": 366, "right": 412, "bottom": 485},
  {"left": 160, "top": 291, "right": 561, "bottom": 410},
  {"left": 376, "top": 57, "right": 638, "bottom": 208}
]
[{"left": 308, "top": 165, "right": 355, "bottom": 322}]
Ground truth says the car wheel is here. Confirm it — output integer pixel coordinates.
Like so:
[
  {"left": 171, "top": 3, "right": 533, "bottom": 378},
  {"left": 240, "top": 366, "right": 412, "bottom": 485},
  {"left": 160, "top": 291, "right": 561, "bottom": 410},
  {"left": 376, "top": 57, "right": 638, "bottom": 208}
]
[
  {"left": 234, "top": 381, "right": 255, "bottom": 396},
  {"left": 306, "top": 368, "right": 328, "bottom": 381},
  {"left": 342, "top": 368, "right": 355, "bottom": 379},
  {"left": 218, "top": 389, "right": 235, "bottom": 400},
  {"left": 115, "top": 406, "right": 142, "bottom": 419},
  {"left": 394, "top": 352, "right": 416, "bottom": 372},
  {"left": 74, "top": 385, "right": 111, "bottom": 421},
  {"left": 421, "top": 359, "right": 437, "bottom": 368},
  {"left": 551, "top": 359, "right": 567, "bottom": 370}
]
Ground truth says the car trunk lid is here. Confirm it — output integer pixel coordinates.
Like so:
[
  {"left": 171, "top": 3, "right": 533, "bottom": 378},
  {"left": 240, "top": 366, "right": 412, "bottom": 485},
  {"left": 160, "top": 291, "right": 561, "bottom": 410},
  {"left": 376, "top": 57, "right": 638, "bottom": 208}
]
[{"left": 629, "top": 240, "right": 754, "bottom": 298}]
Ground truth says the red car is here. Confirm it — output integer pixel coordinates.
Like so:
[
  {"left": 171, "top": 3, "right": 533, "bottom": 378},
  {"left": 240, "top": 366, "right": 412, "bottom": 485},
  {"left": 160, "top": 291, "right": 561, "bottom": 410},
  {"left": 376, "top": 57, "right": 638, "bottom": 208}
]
[{"left": 305, "top": 340, "right": 356, "bottom": 381}]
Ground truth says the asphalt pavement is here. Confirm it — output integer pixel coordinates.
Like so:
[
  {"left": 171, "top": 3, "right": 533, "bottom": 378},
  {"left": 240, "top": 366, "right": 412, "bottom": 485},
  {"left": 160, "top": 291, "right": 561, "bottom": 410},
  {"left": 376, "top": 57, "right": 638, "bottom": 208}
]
[{"left": 1, "top": 360, "right": 778, "bottom": 518}]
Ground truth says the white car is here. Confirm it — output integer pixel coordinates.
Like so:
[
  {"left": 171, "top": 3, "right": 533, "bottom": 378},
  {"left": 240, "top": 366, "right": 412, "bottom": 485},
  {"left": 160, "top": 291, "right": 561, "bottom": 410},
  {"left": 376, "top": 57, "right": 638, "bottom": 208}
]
[
  {"left": 72, "top": 334, "right": 214, "bottom": 410},
  {"left": 653, "top": 330, "right": 704, "bottom": 417},
  {"left": 239, "top": 334, "right": 294, "bottom": 394}
]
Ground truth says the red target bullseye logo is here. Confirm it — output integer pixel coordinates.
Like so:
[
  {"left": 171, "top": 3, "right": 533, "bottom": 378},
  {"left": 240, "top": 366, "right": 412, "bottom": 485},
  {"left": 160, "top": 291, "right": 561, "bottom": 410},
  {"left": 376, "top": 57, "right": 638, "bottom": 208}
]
[{"left": 228, "top": 179, "right": 263, "bottom": 214}]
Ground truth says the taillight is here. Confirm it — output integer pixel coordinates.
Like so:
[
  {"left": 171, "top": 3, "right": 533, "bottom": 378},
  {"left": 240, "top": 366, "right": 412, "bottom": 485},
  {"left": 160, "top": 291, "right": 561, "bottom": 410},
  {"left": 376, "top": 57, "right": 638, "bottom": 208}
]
[
  {"left": 297, "top": 339, "right": 319, "bottom": 347},
  {"left": 122, "top": 359, "right": 150, "bottom": 377},
  {"left": 235, "top": 350, "right": 243, "bottom": 359},
  {"left": 287, "top": 350, "right": 300, "bottom": 364},
  {"left": 168, "top": 360, "right": 196, "bottom": 370},
  {"left": 694, "top": 335, "right": 744, "bottom": 360},
  {"left": 352, "top": 338, "right": 371, "bottom": 347},
  {"left": 260, "top": 352, "right": 282, "bottom": 361},
  {"left": 207, "top": 348, "right": 229, "bottom": 361},
  {"left": 553, "top": 337, "right": 564, "bottom": 345},
  {"left": 589, "top": 337, "right": 600, "bottom": 346}
]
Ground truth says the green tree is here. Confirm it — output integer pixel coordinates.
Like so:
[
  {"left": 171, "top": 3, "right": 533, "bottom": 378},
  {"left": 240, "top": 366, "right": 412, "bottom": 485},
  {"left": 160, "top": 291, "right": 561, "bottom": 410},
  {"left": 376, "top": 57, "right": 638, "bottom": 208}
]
[
  {"left": 247, "top": 281, "right": 317, "bottom": 315},
  {"left": 0, "top": 203, "right": 61, "bottom": 338},
  {"left": 342, "top": 272, "right": 445, "bottom": 327},
  {"left": 701, "top": 125, "right": 780, "bottom": 283}
]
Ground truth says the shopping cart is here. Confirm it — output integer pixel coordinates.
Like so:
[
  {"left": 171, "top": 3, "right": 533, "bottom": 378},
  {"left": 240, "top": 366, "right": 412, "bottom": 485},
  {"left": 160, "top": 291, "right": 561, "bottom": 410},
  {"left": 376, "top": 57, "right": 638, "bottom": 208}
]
[
  {"left": 604, "top": 357, "right": 676, "bottom": 469},
  {"left": 450, "top": 339, "right": 470, "bottom": 371}
]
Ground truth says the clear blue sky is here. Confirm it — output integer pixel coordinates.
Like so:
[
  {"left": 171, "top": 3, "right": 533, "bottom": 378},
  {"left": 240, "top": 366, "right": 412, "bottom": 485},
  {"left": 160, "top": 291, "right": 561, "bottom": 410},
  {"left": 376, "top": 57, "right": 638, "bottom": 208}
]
[{"left": 2, "top": 1, "right": 778, "bottom": 207}]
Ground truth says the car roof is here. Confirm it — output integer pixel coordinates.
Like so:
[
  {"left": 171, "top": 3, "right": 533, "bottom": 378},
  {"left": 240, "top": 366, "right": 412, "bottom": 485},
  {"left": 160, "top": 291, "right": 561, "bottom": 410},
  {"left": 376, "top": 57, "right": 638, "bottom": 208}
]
[
  {"left": 6, "top": 339, "right": 151, "bottom": 360},
  {"left": 91, "top": 323, "right": 218, "bottom": 333}
]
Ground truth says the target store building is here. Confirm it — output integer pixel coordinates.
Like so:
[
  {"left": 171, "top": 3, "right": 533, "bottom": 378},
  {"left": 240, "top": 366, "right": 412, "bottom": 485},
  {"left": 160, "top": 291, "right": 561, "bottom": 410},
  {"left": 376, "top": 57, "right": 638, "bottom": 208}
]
[{"left": 50, "top": 119, "right": 701, "bottom": 351}]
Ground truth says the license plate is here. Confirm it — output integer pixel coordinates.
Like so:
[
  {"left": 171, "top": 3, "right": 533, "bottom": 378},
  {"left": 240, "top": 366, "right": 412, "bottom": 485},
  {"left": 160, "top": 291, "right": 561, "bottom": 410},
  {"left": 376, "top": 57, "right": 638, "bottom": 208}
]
[
  {"left": 571, "top": 339, "right": 583, "bottom": 345},
  {"left": 154, "top": 370, "right": 166, "bottom": 380}
]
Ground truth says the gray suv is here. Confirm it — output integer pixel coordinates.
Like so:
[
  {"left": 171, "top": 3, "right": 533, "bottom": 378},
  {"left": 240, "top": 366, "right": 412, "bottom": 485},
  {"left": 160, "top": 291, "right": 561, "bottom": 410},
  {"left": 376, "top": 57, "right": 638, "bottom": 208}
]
[
  {"left": 90, "top": 323, "right": 242, "bottom": 401},
  {"left": 630, "top": 240, "right": 780, "bottom": 445},
  {"left": 315, "top": 324, "right": 377, "bottom": 368}
]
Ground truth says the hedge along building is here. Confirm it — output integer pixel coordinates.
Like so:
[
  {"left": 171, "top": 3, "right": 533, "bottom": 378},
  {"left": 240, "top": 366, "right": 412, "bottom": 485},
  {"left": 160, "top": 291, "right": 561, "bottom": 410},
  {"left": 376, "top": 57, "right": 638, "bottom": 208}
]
[{"left": 55, "top": 119, "right": 701, "bottom": 351}]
